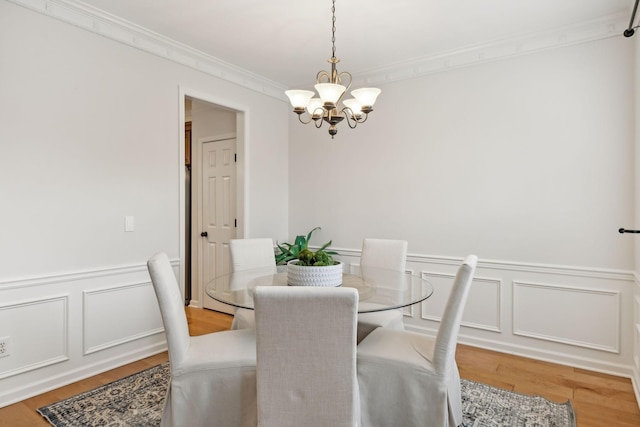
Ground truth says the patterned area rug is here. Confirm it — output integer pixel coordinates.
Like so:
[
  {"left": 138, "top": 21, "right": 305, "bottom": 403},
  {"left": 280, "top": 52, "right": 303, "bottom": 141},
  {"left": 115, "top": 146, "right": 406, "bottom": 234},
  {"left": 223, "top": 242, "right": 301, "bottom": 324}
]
[
  {"left": 461, "top": 379, "right": 575, "bottom": 427},
  {"left": 38, "top": 363, "right": 168, "bottom": 427},
  {"left": 37, "top": 363, "right": 576, "bottom": 427}
]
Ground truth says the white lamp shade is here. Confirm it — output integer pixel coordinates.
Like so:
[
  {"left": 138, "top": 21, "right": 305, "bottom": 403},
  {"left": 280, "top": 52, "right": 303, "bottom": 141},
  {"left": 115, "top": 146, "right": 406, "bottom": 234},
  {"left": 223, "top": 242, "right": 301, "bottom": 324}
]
[
  {"left": 306, "top": 98, "right": 324, "bottom": 117},
  {"left": 351, "top": 88, "right": 381, "bottom": 107},
  {"left": 315, "top": 83, "right": 346, "bottom": 105},
  {"left": 342, "top": 99, "right": 362, "bottom": 117},
  {"left": 285, "top": 90, "right": 314, "bottom": 108}
]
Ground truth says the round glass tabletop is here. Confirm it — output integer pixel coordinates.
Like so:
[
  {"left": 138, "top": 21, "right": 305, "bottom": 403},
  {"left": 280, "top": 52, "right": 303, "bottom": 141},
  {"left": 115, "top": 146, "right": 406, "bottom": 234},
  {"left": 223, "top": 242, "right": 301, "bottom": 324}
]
[{"left": 205, "top": 265, "right": 433, "bottom": 313}]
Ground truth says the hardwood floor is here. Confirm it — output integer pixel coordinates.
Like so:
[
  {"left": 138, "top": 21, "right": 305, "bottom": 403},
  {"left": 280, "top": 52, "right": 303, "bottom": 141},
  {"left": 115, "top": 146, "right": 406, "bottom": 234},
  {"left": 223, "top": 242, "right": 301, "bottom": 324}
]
[
  {"left": 1, "top": 307, "right": 638, "bottom": 426},
  {"left": 456, "top": 344, "right": 640, "bottom": 426}
]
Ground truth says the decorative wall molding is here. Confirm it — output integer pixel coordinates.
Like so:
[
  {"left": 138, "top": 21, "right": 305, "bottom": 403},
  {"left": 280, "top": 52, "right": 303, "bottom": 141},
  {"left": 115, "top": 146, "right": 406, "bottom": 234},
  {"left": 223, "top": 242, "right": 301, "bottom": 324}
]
[
  {"left": 449, "top": 330, "right": 636, "bottom": 379},
  {"left": 0, "top": 258, "right": 179, "bottom": 291},
  {"left": 475, "top": 257, "right": 633, "bottom": 281},
  {"left": 0, "top": 341, "right": 166, "bottom": 408},
  {"left": 348, "top": 262, "right": 415, "bottom": 317},
  {"left": 420, "top": 271, "right": 455, "bottom": 324},
  {"left": 0, "top": 295, "right": 68, "bottom": 380},
  {"left": 420, "top": 271, "right": 502, "bottom": 333},
  {"left": 403, "top": 268, "right": 415, "bottom": 318},
  {"left": 466, "top": 276, "right": 502, "bottom": 333},
  {"left": 0, "top": 249, "right": 636, "bottom": 405},
  {"left": 633, "top": 273, "right": 640, "bottom": 405},
  {"left": 83, "top": 282, "right": 164, "bottom": 355},
  {"left": 7, "top": 0, "right": 287, "bottom": 100},
  {"left": 340, "top": 247, "right": 635, "bottom": 377},
  {"left": 355, "top": 14, "right": 628, "bottom": 87},
  {"left": 513, "top": 280, "right": 621, "bottom": 353},
  {"left": 7, "top": 0, "right": 628, "bottom": 100},
  {"left": 0, "top": 261, "right": 171, "bottom": 408},
  {"left": 335, "top": 247, "right": 636, "bottom": 282},
  {"left": 634, "top": 330, "right": 640, "bottom": 407}
]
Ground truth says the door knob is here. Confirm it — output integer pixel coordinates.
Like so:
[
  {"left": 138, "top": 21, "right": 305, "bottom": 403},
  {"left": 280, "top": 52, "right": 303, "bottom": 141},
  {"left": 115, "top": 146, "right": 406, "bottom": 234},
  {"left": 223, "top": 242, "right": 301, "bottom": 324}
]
[{"left": 200, "top": 231, "right": 208, "bottom": 237}]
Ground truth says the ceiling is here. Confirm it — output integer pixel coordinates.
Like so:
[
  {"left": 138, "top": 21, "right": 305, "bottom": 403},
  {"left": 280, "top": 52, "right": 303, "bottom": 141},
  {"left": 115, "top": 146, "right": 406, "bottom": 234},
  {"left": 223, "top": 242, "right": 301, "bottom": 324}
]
[{"left": 77, "top": 0, "right": 632, "bottom": 88}]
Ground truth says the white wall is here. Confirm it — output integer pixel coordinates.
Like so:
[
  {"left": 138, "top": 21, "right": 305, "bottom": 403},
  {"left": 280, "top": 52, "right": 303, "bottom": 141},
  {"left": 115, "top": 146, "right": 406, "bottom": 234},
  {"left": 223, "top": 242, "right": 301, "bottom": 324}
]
[
  {"left": 290, "top": 36, "right": 638, "bottom": 378},
  {"left": 0, "top": 1, "right": 288, "bottom": 406},
  {"left": 1, "top": 0, "right": 638, "bottom": 408},
  {"left": 290, "top": 36, "right": 634, "bottom": 270}
]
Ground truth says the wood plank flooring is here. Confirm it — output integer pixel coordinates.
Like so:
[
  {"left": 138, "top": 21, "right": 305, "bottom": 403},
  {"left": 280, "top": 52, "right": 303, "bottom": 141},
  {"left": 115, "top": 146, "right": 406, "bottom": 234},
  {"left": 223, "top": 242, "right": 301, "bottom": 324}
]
[
  {"left": 1, "top": 307, "right": 638, "bottom": 426},
  {"left": 456, "top": 344, "right": 640, "bottom": 426}
]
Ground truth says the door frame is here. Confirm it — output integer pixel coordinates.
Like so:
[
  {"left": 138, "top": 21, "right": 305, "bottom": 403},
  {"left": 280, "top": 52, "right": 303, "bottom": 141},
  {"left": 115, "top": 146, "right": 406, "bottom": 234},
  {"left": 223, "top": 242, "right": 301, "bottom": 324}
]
[{"left": 178, "top": 85, "right": 250, "bottom": 307}]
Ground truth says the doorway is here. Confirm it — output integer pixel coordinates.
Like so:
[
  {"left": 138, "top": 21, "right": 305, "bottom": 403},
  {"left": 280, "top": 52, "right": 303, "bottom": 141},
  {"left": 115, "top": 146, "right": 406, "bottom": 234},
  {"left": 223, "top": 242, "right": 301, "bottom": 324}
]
[
  {"left": 199, "top": 136, "right": 237, "bottom": 313},
  {"left": 181, "top": 92, "right": 246, "bottom": 312}
]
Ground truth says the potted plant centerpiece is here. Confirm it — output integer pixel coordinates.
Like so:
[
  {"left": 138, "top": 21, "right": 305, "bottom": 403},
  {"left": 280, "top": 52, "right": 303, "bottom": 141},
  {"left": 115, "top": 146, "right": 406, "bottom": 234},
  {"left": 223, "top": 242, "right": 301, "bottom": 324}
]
[{"left": 275, "top": 227, "right": 343, "bottom": 287}]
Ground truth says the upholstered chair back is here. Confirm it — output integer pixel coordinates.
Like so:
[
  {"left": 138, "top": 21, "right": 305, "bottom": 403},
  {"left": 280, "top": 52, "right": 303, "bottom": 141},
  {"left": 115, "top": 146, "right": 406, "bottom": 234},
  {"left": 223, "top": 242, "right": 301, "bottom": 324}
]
[
  {"left": 360, "top": 238, "right": 408, "bottom": 271},
  {"left": 147, "top": 252, "right": 190, "bottom": 365},
  {"left": 230, "top": 238, "right": 275, "bottom": 271},
  {"left": 433, "top": 254, "right": 477, "bottom": 377},
  {"left": 254, "top": 286, "right": 360, "bottom": 427}
]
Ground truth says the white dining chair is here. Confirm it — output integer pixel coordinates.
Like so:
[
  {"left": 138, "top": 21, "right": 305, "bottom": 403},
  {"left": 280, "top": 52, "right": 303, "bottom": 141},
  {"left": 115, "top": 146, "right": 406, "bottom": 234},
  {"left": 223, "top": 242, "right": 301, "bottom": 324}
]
[
  {"left": 229, "top": 238, "right": 276, "bottom": 330},
  {"left": 356, "top": 254, "right": 478, "bottom": 427},
  {"left": 356, "top": 238, "right": 408, "bottom": 343},
  {"left": 254, "top": 286, "right": 360, "bottom": 427},
  {"left": 147, "top": 252, "right": 257, "bottom": 427}
]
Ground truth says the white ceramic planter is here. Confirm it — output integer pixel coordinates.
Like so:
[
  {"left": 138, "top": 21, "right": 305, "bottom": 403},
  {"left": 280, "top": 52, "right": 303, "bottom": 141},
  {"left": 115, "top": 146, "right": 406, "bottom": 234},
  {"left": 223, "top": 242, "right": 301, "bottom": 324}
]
[{"left": 287, "top": 260, "right": 343, "bottom": 287}]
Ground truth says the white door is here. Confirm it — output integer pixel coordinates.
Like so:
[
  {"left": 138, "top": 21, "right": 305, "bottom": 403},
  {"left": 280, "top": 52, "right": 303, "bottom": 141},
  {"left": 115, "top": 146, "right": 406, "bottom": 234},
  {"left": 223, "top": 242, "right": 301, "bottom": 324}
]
[{"left": 201, "top": 138, "right": 236, "bottom": 313}]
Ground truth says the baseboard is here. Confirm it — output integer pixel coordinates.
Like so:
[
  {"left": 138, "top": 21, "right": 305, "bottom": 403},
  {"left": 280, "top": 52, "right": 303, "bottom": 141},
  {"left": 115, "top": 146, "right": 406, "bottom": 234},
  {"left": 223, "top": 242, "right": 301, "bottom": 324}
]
[
  {"left": 405, "top": 322, "right": 635, "bottom": 380},
  {"left": 633, "top": 367, "right": 640, "bottom": 414},
  {"left": 0, "top": 342, "right": 167, "bottom": 408}
]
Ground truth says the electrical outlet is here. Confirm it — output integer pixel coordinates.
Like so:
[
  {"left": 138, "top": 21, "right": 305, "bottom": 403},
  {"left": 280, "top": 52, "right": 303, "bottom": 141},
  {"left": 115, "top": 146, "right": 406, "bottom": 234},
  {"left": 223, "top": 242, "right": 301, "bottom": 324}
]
[{"left": 0, "top": 337, "right": 10, "bottom": 358}]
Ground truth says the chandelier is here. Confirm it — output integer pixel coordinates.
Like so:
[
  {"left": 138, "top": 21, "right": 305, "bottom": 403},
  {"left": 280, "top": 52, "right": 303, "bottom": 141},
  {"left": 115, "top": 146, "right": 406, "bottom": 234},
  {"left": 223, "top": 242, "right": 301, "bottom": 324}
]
[{"left": 285, "top": 0, "right": 381, "bottom": 138}]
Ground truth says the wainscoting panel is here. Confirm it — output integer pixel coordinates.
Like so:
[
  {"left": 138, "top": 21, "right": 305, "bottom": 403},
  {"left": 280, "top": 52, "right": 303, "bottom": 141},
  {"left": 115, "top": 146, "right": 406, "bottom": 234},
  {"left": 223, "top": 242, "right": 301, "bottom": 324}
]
[
  {"left": 635, "top": 321, "right": 640, "bottom": 377},
  {"left": 0, "top": 295, "right": 68, "bottom": 380},
  {"left": 633, "top": 276, "right": 640, "bottom": 405},
  {"left": 83, "top": 282, "right": 163, "bottom": 355},
  {"left": 1, "top": 251, "right": 637, "bottom": 407},
  {"left": 513, "top": 280, "right": 620, "bottom": 352},
  {"left": 421, "top": 272, "right": 501, "bottom": 333},
  {"left": 332, "top": 249, "right": 636, "bottom": 379},
  {"left": 348, "top": 263, "right": 416, "bottom": 317},
  {"left": 462, "top": 276, "right": 502, "bottom": 333},
  {"left": 0, "top": 260, "right": 175, "bottom": 408},
  {"left": 403, "top": 268, "right": 415, "bottom": 317},
  {"left": 421, "top": 271, "right": 454, "bottom": 322},
  {"left": 635, "top": 292, "right": 640, "bottom": 350}
]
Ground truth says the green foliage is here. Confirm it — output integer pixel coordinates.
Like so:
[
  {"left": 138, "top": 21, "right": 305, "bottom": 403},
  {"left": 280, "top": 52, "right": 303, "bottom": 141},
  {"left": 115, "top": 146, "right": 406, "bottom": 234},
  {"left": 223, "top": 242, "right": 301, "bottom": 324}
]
[{"left": 275, "top": 227, "right": 339, "bottom": 266}]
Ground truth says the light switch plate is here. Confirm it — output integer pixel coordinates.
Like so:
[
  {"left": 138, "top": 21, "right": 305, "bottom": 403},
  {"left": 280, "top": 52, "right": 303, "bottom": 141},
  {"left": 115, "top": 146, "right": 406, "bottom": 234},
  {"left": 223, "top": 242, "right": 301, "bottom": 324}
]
[{"left": 125, "top": 216, "right": 135, "bottom": 232}]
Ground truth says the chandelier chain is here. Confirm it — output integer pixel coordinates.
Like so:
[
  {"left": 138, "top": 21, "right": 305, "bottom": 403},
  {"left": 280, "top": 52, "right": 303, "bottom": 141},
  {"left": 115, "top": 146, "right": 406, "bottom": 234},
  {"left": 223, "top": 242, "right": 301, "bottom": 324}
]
[{"left": 331, "top": 0, "right": 336, "bottom": 59}]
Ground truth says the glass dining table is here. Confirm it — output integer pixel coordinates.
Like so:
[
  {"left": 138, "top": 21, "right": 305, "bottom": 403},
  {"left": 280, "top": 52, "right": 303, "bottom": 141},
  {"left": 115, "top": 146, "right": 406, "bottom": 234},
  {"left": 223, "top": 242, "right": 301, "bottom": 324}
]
[{"left": 205, "top": 265, "right": 434, "bottom": 313}]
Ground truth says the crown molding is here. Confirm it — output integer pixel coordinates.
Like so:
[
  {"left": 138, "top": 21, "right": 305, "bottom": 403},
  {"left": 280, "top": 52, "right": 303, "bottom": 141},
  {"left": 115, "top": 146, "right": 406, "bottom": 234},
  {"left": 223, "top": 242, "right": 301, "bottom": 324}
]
[
  {"left": 8, "top": 0, "right": 288, "bottom": 100},
  {"left": 9, "top": 0, "right": 630, "bottom": 99},
  {"left": 352, "top": 13, "right": 629, "bottom": 87}
]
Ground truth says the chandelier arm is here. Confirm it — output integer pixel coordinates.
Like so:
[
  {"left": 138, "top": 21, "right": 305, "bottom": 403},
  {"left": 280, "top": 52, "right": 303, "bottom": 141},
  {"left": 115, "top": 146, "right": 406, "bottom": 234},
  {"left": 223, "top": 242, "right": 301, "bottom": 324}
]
[
  {"left": 345, "top": 117, "right": 358, "bottom": 129},
  {"left": 341, "top": 107, "right": 359, "bottom": 129},
  {"left": 337, "top": 71, "right": 352, "bottom": 89},
  {"left": 296, "top": 113, "right": 316, "bottom": 125},
  {"left": 335, "top": 71, "right": 352, "bottom": 105},
  {"left": 317, "top": 70, "right": 331, "bottom": 84}
]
